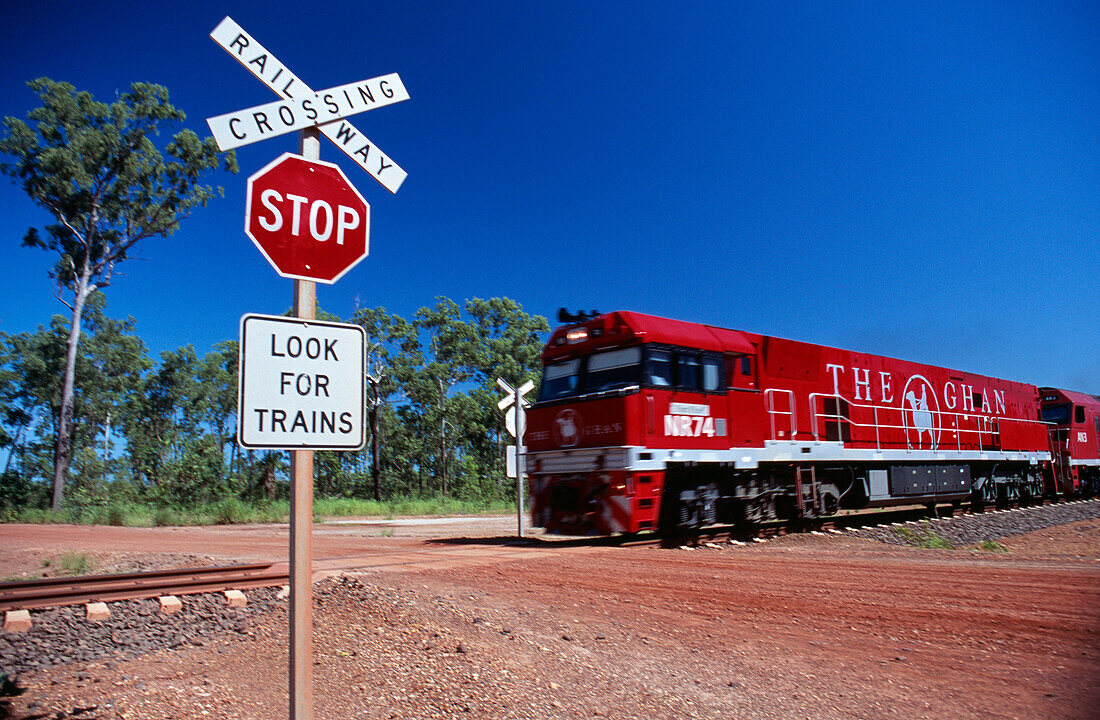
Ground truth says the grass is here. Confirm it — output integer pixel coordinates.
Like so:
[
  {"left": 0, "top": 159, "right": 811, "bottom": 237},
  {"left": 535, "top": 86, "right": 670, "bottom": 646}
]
[
  {"left": 973, "top": 539, "right": 1009, "bottom": 553},
  {"left": 893, "top": 525, "right": 954, "bottom": 549},
  {"left": 6, "top": 495, "right": 515, "bottom": 528},
  {"left": 313, "top": 495, "right": 512, "bottom": 518},
  {"left": 41, "top": 550, "right": 97, "bottom": 576}
]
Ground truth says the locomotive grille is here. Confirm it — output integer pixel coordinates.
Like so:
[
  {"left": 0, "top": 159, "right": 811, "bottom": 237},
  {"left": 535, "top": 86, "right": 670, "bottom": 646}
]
[{"left": 550, "top": 484, "right": 582, "bottom": 512}]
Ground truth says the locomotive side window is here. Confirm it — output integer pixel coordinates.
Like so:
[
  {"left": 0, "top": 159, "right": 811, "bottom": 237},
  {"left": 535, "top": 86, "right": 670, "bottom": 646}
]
[
  {"left": 646, "top": 348, "right": 673, "bottom": 387},
  {"left": 1075, "top": 406, "right": 1086, "bottom": 424},
  {"left": 585, "top": 347, "right": 642, "bottom": 393},
  {"left": 539, "top": 359, "right": 581, "bottom": 400},
  {"left": 677, "top": 354, "right": 701, "bottom": 390},
  {"left": 702, "top": 357, "right": 721, "bottom": 392},
  {"left": 728, "top": 354, "right": 757, "bottom": 390}
]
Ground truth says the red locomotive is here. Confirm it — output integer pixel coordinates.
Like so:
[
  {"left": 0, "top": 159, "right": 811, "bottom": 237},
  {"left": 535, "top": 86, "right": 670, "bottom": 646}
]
[
  {"left": 525, "top": 311, "right": 1088, "bottom": 536},
  {"left": 1040, "top": 387, "right": 1100, "bottom": 497}
]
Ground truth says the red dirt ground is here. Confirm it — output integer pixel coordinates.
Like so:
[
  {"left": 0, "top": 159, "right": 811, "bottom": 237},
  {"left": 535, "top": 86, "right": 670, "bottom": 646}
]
[{"left": 2, "top": 517, "right": 1098, "bottom": 719}]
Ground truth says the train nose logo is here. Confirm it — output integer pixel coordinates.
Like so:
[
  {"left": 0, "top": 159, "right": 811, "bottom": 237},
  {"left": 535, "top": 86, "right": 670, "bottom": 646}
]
[
  {"left": 553, "top": 409, "right": 581, "bottom": 448},
  {"left": 902, "top": 374, "right": 940, "bottom": 451}
]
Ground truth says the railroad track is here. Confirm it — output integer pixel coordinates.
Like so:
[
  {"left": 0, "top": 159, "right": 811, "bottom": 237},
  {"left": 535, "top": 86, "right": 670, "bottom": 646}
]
[
  {"left": 0, "top": 563, "right": 289, "bottom": 612},
  {"left": 653, "top": 498, "right": 1072, "bottom": 547}
]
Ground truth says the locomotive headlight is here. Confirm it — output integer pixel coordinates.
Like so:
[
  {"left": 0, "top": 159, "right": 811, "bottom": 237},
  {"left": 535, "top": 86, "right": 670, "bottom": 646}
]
[{"left": 566, "top": 329, "right": 589, "bottom": 343}]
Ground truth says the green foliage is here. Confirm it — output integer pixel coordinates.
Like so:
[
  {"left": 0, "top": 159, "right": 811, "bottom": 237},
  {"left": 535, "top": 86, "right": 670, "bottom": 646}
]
[
  {"left": 42, "top": 550, "right": 96, "bottom": 576},
  {"left": 313, "top": 495, "right": 512, "bottom": 518},
  {"left": 893, "top": 525, "right": 954, "bottom": 549},
  {"left": 0, "top": 77, "right": 237, "bottom": 511},
  {"left": 1, "top": 294, "right": 548, "bottom": 523},
  {"left": 211, "top": 496, "right": 252, "bottom": 525},
  {"left": 973, "top": 539, "right": 1009, "bottom": 553}
]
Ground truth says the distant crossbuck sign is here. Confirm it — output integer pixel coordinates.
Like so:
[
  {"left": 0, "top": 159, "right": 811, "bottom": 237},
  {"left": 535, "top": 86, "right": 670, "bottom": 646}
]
[{"left": 208, "top": 17, "right": 409, "bottom": 194}]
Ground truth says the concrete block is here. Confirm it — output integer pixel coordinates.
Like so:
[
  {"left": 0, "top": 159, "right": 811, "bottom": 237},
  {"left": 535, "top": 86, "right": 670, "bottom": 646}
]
[
  {"left": 158, "top": 595, "right": 182, "bottom": 614},
  {"left": 85, "top": 602, "right": 110, "bottom": 622},
  {"left": 4, "top": 609, "right": 32, "bottom": 633},
  {"left": 224, "top": 589, "right": 247, "bottom": 607}
]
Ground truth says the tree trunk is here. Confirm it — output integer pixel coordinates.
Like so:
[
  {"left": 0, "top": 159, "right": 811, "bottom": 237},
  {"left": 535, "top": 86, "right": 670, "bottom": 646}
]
[
  {"left": 101, "top": 410, "right": 111, "bottom": 484},
  {"left": 3, "top": 420, "right": 28, "bottom": 476},
  {"left": 51, "top": 271, "right": 91, "bottom": 512},
  {"left": 263, "top": 458, "right": 276, "bottom": 502},
  {"left": 438, "top": 377, "right": 447, "bottom": 496}
]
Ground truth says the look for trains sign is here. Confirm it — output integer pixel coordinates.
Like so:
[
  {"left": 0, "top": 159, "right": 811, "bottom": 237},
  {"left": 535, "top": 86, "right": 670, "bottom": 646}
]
[
  {"left": 246, "top": 153, "right": 369, "bottom": 283},
  {"left": 238, "top": 314, "right": 366, "bottom": 450}
]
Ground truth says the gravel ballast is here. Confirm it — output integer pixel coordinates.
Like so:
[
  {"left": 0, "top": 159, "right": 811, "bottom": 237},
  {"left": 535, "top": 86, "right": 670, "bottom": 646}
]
[
  {"left": 0, "top": 587, "right": 284, "bottom": 675},
  {"left": 854, "top": 499, "right": 1100, "bottom": 547}
]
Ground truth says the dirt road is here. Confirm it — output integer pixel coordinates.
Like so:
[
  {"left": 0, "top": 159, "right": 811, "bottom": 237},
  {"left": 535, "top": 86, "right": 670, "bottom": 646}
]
[{"left": 3, "top": 516, "right": 1098, "bottom": 719}]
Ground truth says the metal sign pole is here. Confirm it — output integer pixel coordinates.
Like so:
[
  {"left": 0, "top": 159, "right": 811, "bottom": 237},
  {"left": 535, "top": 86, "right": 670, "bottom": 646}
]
[
  {"left": 290, "top": 127, "right": 320, "bottom": 720},
  {"left": 516, "top": 385, "right": 525, "bottom": 538}
]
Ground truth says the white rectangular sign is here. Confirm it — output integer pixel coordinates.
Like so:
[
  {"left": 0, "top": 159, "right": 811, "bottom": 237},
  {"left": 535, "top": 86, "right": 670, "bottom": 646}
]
[
  {"left": 506, "top": 445, "right": 518, "bottom": 479},
  {"left": 210, "top": 16, "right": 407, "bottom": 194},
  {"left": 238, "top": 314, "right": 366, "bottom": 450},
  {"left": 207, "top": 73, "right": 410, "bottom": 150}
]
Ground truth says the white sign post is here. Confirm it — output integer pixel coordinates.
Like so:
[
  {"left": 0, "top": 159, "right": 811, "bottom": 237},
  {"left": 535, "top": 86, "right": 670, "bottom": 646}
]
[
  {"left": 238, "top": 314, "right": 366, "bottom": 450},
  {"left": 498, "top": 378, "right": 534, "bottom": 537}
]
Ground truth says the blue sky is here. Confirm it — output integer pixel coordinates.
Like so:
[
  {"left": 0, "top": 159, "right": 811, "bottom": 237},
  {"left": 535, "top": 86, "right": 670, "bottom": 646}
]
[{"left": 1, "top": 1, "right": 1096, "bottom": 391}]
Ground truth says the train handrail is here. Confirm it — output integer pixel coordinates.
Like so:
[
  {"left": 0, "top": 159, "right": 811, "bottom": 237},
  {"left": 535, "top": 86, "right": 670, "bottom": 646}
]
[
  {"left": 764, "top": 388, "right": 797, "bottom": 441},
  {"left": 805, "top": 391, "right": 1045, "bottom": 452}
]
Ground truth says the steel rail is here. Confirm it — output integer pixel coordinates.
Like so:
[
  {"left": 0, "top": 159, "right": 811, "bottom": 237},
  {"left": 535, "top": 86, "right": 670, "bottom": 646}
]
[{"left": 0, "top": 562, "right": 289, "bottom": 612}]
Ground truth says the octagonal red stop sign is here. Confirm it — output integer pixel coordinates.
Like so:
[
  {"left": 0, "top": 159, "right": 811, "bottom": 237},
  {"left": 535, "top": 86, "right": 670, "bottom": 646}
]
[{"left": 245, "top": 153, "right": 370, "bottom": 284}]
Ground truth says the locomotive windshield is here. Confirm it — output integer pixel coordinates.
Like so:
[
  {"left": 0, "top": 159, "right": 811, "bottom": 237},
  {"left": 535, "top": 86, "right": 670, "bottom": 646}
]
[
  {"left": 540, "top": 358, "right": 581, "bottom": 400},
  {"left": 538, "top": 348, "right": 642, "bottom": 401},
  {"left": 538, "top": 345, "right": 724, "bottom": 402},
  {"left": 1041, "top": 403, "right": 1072, "bottom": 425}
]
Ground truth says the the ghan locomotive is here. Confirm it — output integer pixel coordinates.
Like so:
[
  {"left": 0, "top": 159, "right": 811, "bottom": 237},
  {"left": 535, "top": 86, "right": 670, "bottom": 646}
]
[{"left": 525, "top": 311, "right": 1100, "bottom": 535}]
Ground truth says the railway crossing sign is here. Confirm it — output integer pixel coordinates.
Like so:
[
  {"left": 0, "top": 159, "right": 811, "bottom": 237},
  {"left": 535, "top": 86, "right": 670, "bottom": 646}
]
[
  {"left": 246, "top": 153, "right": 370, "bottom": 284},
  {"left": 209, "top": 16, "right": 409, "bottom": 194},
  {"left": 209, "top": 17, "right": 411, "bottom": 720},
  {"left": 207, "top": 73, "right": 408, "bottom": 151},
  {"left": 498, "top": 378, "right": 534, "bottom": 441},
  {"left": 498, "top": 379, "right": 534, "bottom": 537}
]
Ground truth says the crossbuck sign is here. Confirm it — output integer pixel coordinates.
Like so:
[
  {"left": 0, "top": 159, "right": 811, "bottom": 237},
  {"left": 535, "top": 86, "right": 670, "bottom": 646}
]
[{"left": 208, "top": 17, "right": 409, "bottom": 194}]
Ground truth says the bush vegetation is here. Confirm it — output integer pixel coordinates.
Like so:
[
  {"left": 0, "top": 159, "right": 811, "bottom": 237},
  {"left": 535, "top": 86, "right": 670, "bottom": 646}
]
[{"left": 0, "top": 297, "right": 545, "bottom": 526}]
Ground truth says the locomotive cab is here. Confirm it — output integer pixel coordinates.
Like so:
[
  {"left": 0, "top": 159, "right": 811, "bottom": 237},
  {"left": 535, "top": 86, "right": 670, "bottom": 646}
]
[{"left": 1039, "top": 387, "right": 1100, "bottom": 496}]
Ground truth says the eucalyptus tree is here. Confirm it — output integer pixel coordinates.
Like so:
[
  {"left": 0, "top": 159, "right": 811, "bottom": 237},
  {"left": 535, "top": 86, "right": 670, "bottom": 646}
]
[
  {"left": 351, "top": 306, "right": 419, "bottom": 500},
  {"left": 196, "top": 341, "right": 240, "bottom": 476},
  {"left": 0, "top": 78, "right": 237, "bottom": 510},
  {"left": 413, "top": 298, "right": 480, "bottom": 495},
  {"left": 463, "top": 298, "right": 548, "bottom": 494},
  {"left": 0, "top": 296, "right": 150, "bottom": 504}
]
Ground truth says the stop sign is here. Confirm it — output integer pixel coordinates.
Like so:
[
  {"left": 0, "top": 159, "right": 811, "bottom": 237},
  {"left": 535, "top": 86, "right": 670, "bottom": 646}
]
[{"left": 245, "top": 153, "right": 370, "bottom": 284}]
